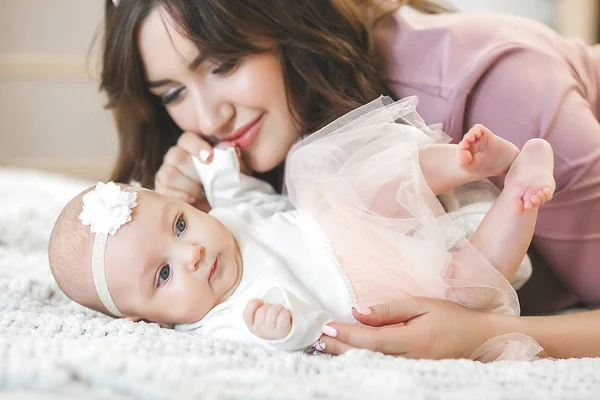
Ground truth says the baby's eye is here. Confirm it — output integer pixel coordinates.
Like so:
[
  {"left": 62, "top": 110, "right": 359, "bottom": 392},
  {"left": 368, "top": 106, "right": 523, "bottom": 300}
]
[
  {"left": 157, "top": 265, "right": 171, "bottom": 287},
  {"left": 175, "top": 215, "right": 187, "bottom": 237}
]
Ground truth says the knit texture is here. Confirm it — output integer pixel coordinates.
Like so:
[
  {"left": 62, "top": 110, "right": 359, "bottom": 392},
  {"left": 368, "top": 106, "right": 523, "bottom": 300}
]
[{"left": 1, "top": 168, "right": 599, "bottom": 400}]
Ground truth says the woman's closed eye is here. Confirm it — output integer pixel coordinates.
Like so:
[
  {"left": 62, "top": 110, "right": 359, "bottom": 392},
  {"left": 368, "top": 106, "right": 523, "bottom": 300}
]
[
  {"left": 159, "top": 87, "right": 185, "bottom": 106},
  {"left": 156, "top": 265, "right": 171, "bottom": 287},
  {"left": 175, "top": 215, "right": 187, "bottom": 237}
]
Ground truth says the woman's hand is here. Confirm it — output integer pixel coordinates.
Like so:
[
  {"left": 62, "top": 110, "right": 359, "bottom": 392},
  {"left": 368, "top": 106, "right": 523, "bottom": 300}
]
[
  {"left": 155, "top": 132, "right": 213, "bottom": 212},
  {"left": 320, "top": 297, "right": 497, "bottom": 360}
]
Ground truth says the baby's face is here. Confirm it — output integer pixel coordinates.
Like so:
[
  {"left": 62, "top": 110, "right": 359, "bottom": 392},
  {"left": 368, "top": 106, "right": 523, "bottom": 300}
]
[{"left": 102, "top": 190, "right": 242, "bottom": 325}]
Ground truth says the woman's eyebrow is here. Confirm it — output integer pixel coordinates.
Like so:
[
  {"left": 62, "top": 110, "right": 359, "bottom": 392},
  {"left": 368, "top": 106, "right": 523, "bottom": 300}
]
[
  {"left": 146, "top": 54, "right": 206, "bottom": 89},
  {"left": 187, "top": 53, "right": 206, "bottom": 71}
]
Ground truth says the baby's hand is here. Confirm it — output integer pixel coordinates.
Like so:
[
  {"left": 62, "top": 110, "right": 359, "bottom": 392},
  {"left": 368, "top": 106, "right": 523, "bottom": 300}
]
[
  {"left": 243, "top": 299, "right": 292, "bottom": 340},
  {"left": 215, "top": 142, "right": 251, "bottom": 175}
]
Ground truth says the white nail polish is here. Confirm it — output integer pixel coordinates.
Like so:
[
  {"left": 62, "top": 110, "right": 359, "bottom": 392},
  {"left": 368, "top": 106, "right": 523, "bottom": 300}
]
[
  {"left": 322, "top": 325, "right": 337, "bottom": 338},
  {"left": 199, "top": 149, "right": 211, "bottom": 162}
]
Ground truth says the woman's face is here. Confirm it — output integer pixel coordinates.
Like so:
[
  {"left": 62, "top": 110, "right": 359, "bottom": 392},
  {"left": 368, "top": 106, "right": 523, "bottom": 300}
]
[{"left": 138, "top": 7, "right": 301, "bottom": 173}]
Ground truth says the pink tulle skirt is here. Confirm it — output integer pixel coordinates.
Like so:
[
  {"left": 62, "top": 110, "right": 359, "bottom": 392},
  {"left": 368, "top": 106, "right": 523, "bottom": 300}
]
[
  {"left": 285, "top": 96, "right": 544, "bottom": 361},
  {"left": 285, "top": 96, "right": 519, "bottom": 314}
]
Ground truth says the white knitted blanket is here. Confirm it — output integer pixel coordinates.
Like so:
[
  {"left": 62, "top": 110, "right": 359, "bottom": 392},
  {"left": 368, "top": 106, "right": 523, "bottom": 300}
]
[{"left": 1, "top": 167, "right": 599, "bottom": 400}]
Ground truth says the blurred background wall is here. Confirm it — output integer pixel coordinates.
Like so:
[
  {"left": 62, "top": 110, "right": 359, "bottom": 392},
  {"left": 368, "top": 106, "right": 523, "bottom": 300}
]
[
  {"left": 0, "top": 0, "right": 115, "bottom": 180},
  {"left": 0, "top": 0, "right": 598, "bottom": 181},
  {"left": 451, "top": 0, "right": 599, "bottom": 44}
]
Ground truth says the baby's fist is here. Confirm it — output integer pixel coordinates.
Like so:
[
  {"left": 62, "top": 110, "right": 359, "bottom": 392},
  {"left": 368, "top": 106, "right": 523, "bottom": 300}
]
[{"left": 243, "top": 299, "right": 292, "bottom": 340}]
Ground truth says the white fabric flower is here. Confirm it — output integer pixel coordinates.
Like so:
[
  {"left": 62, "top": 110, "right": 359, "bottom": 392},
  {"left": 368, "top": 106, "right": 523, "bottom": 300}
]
[{"left": 79, "top": 182, "right": 138, "bottom": 235}]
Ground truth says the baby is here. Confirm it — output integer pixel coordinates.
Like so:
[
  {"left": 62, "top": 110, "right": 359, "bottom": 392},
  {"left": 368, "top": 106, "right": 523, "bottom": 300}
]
[{"left": 49, "top": 97, "right": 554, "bottom": 353}]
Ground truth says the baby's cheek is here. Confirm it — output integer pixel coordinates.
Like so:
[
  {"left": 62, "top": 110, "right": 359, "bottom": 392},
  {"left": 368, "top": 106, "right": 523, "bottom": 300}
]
[
  {"left": 164, "top": 292, "right": 204, "bottom": 325},
  {"left": 195, "top": 286, "right": 217, "bottom": 319}
]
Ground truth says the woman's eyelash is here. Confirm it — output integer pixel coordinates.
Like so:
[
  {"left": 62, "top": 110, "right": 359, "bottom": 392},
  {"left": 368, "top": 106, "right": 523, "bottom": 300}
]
[
  {"left": 156, "top": 60, "right": 237, "bottom": 105},
  {"left": 160, "top": 87, "right": 184, "bottom": 106}
]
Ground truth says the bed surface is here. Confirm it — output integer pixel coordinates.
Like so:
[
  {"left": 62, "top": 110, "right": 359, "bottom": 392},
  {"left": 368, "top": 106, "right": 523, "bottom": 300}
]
[{"left": 1, "top": 167, "right": 598, "bottom": 400}]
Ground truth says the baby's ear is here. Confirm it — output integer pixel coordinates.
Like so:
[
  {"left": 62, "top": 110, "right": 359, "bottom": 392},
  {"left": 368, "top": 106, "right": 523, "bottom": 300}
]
[{"left": 125, "top": 316, "right": 172, "bottom": 329}]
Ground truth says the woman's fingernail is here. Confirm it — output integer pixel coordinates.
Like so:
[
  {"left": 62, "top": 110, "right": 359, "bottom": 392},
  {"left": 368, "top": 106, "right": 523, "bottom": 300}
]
[
  {"left": 354, "top": 305, "right": 372, "bottom": 315},
  {"left": 199, "top": 149, "right": 211, "bottom": 162},
  {"left": 322, "top": 325, "right": 337, "bottom": 338}
]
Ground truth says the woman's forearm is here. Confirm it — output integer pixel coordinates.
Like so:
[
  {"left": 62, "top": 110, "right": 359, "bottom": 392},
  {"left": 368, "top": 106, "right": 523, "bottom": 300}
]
[{"left": 487, "top": 309, "right": 600, "bottom": 359}]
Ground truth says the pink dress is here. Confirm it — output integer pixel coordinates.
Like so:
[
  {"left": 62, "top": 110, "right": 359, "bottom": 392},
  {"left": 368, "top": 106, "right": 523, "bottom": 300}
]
[
  {"left": 376, "top": 12, "right": 600, "bottom": 306},
  {"left": 286, "top": 96, "right": 519, "bottom": 316}
]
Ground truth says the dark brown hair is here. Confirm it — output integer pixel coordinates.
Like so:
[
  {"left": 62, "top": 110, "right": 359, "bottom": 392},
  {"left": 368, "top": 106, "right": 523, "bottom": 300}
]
[{"left": 101, "top": 0, "right": 452, "bottom": 190}]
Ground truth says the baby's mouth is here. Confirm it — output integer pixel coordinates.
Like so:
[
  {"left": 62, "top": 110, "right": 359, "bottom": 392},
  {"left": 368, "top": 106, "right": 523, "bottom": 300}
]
[{"left": 208, "top": 258, "right": 219, "bottom": 282}]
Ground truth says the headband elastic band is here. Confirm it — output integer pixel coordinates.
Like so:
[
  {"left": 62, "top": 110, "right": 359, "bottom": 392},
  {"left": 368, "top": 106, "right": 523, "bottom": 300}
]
[{"left": 79, "top": 182, "right": 139, "bottom": 317}]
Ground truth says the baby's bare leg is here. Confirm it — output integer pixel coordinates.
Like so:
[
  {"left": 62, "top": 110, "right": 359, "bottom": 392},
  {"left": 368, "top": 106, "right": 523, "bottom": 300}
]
[
  {"left": 469, "top": 139, "right": 555, "bottom": 281},
  {"left": 420, "top": 124, "right": 519, "bottom": 195}
]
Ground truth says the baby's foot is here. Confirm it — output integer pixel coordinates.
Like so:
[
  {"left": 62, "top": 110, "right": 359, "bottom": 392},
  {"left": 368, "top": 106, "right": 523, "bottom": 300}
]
[
  {"left": 504, "top": 138, "right": 555, "bottom": 215},
  {"left": 457, "top": 124, "right": 519, "bottom": 178}
]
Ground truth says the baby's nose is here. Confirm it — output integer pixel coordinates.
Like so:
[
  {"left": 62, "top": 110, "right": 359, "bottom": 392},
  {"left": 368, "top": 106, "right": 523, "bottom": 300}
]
[{"left": 184, "top": 244, "right": 204, "bottom": 271}]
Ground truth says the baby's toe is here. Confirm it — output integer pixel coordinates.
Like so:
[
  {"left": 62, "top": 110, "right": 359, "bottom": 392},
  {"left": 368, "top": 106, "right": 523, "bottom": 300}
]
[
  {"left": 529, "top": 194, "right": 542, "bottom": 206},
  {"left": 537, "top": 188, "right": 553, "bottom": 204},
  {"left": 543, "top": 187, "right": 554, "bottom": 200}
]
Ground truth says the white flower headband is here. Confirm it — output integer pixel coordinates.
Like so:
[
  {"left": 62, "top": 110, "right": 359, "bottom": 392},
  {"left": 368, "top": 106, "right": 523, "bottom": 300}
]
[{"left": 79, "top": 182, "right": 138, "bottom": 317}]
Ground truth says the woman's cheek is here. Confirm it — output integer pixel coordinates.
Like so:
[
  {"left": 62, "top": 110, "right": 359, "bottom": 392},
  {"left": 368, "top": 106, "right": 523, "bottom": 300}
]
[{"left": 168, "top": 105, "right": 195, "bottom": 133}]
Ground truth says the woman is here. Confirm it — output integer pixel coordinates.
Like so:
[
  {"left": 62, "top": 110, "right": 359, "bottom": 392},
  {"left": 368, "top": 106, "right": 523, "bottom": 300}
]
[{"left": 99, "top": 0, "right": 600, "bottom": 354}]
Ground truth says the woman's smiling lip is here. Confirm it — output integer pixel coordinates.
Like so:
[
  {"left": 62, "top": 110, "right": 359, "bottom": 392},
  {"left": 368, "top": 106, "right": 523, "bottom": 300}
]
[{"left": 223, "top": 114, "right": 264, "bottom": 149}]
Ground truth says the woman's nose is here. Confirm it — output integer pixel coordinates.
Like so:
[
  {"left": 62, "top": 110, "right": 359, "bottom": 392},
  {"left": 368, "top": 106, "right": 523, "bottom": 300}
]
[{"left": 191, "top": 89, "right": 234, "bottom": 138}]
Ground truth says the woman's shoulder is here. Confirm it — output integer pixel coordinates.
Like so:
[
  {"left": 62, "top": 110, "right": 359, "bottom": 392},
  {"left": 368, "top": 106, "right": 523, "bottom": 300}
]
[
  {"left": 377, "top": 11, "right": 585, "bottom": 136},
  {"left": 406, "top": 12, "right": 559, "bottom": 42},
  {"left": 378, "top": 11, "right": 572, "bottom": 87}
]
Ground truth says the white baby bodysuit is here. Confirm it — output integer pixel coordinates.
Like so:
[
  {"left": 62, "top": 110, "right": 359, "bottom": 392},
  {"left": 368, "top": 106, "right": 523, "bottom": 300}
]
[{"left": 175, "top": 148, "right": 354, "bottom": 351}]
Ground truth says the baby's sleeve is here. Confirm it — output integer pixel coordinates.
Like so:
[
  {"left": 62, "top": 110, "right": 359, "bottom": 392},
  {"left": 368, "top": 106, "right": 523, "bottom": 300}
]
[
  {"left": 192, "top": 148, "right": 292, "bottom": 213},
  {"left": 257, "top": 287, "right": 333, "bottom": 352}
]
